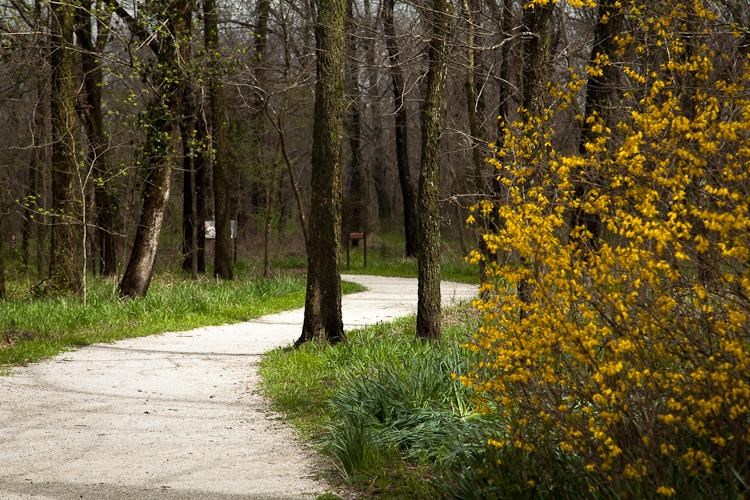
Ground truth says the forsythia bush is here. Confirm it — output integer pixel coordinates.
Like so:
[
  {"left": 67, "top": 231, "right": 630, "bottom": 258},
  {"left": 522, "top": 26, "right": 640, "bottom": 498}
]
[{"left": 464, "top": 0, "right": 750, "bottom": 496}]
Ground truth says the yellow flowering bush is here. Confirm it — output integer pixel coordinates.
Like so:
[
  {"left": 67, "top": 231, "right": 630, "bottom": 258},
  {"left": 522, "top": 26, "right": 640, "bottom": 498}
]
[{"left": 465, "top": 0, "right": 749, "bottom": 495}]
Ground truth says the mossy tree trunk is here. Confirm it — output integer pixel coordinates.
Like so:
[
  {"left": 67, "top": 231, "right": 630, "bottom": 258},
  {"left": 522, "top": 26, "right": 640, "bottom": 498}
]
[
  {"left": 383, "top": 0, "right": 417, "bottom": 257},
  {"left": 297, "top": 0, "right": 346, "bottom": 346},
  {"left": 49, "top": 0, "right": 83, "bottom": 294},
  {"left": 118, "top": 0, "right": 188, "bottom": 298},
  {"left": 205, "top": 0, "right": 233, "bottom": 280},
  {"left": 416, "top": 0, "right": 452, "bottom": 340}
]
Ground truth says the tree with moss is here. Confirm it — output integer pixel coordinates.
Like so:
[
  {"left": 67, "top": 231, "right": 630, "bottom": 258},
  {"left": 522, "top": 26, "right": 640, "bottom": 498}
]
[
  {"left": 297, "top": 0, "right": 347, "bottom": 345},
  {"left": 416, "top": 0, "right": 452, "bottom": 340}
]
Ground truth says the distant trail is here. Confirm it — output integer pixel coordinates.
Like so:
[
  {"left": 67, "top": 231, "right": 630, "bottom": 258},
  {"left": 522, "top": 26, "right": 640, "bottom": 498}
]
[{"left": 0, "top": 275, "right": 477, "bottom": 499}]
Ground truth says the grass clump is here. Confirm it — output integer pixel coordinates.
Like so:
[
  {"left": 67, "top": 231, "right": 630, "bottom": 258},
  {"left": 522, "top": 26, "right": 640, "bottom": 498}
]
[
  {"left": 0, "top": 273, "right": 364, "bottom": 367},
  {"left": 260, "top": 307, "right": 507, "bottom": 498}
]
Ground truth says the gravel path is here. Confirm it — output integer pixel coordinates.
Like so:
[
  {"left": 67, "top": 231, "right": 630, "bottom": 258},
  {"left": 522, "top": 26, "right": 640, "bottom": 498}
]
[{"left": 0, "top": 275, "right": 477, "bottom": 499}]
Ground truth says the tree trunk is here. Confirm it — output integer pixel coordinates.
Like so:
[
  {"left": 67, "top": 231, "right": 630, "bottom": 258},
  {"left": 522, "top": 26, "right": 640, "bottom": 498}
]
[
  {"left": 571, "top": 0, "right": 623, "bottom": 252},
  {"left": 76, "top": 0, "right": 117, "bottom": 276},
  {"left": 179, "top": 5, "right": 206, "bottom": 276},
  {"left": 181, "top": 83, "right": 197, "bottom": 273},
  {"left": 49, "top": 0, "right": 83, "bottom": 294},
  {"left": 204, "top": 0, "right": 233, "bottom": 279},
  {"left": 463, "top": 0, "right": 484, "bottom": 190},
  {"left": 22, "top": 142, "right": 40, "bottom": 272},
  {"left": 297, "top": 0, "right": 346, "bottom": 346},
  {"left": 497, "top": 0, "right": 514, "bottom": 142},
  {"left": 517, "top": 0, "right": 554, "bottom": 310},
  {"left": 263, "top": 147, "right": 281, "bottom": 277},
  {"left": 118, "top": 1, "right": 187, "bottom": 298},
  {"left": 383, "top": 0, "right": 417, "bottom": 256},
  {"left": 416, "top": 0, "right": 451, "bottom": 340},
  {"left": 345, "top": 0, "right": 366, "bottom": 234},
  {"left": 255, "top": 0, "right": 272, "bottom": 276},
  {"left": 195, "top": 118, "right": 207, "bottom": 273},
  {"left": 520, "top": 2, "right": 554, "bottom": 116},
  {"left": 0, "top": 229, "right": 5, "bottom": 300}
]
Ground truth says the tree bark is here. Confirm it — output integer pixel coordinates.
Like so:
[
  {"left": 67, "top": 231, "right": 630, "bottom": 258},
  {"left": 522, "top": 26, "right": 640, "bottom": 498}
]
[
  {"left": 76, "top": 0, "right": 117, "bottom": 276},
  {"left": 180, "top": 84, "right": 208, "bottom": 275},
  {"left": 297, "top": 0, "right": 346, "bottom": 346},
  {"left": 416, "top": 0, "right": 452, "bottom": 340},
  {"left": 0, "top": 221, "right": 5, "bottom": 300},
  {"left": 204, "top": 0, "right": 233, "bottom": 279},
  {"left": 463, "top": 0, "right": 484, "bottom": 190},
  {"left": 520, "top": 1, "right": 554, "bottom": 115},
  {"left": 49, "top": 0, "right": 83, "bottom": 294},
  {"left": 118, "top": 0, "right": 187, "bottom": 298},
  {"left": 383, "top": 0, "right": 417, "bottom": 256},
  {"left": 22, "top": 0, "right": 48, "bottom": 275},
  {"left": 345, "top": 0, "right": 366, "bottom": 234},
  {"left": 517, "top": 0, "right": 554, "bottom": 309},
  {"left": 497, "top": 0, "right": 514, "bottom": 142},
  {"left": 571, "top": 0, "right": 623, "bottom": 252}
]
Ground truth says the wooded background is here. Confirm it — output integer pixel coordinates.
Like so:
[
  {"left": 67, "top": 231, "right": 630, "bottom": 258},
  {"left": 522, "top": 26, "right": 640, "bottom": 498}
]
[{"left": 0, "top": 0, "right": 747, "bottom": 296}]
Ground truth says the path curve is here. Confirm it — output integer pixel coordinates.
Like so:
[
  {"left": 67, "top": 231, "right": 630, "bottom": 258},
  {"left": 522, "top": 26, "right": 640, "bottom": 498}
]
[{"left": 0, "top": 275, "right": 477, "bottom": 499}]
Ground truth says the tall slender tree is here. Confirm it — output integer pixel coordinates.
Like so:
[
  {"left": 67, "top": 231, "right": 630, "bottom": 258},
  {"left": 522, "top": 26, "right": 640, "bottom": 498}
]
[
  {"left": 0, "top": 224, "right": 5, "bottom": 300},
  {"left": 416, "top": 0, "right": 452, "bottom": 339},
  {"left": 75, "top": 0, "right": 117, "bottom": 276},
  {"left": 516, "top": 0, "right": 554, "bottom": 308},
  {"left": 21, "top": 0, "right": 48, "bottom": 276},
  {"left": 297, "top": 0, "right": 347, "bottom": 345},
  {"left": 48, "top": 0, "right": 82, "bottom": 294},
  {"left": 204, "top": 0, "right": 233, "bottom": 279},
  {"left": 118, "top": 0, "right": 189, "bottom": 297},
  {"left": 345, "top": 0, "right": 366, "bottom": 234},
  {"left": 383, "top": 0, "right": 417, "bottom": 257},
  {"left": 571, "top": 0, "right": 623, "bottom": 251}
]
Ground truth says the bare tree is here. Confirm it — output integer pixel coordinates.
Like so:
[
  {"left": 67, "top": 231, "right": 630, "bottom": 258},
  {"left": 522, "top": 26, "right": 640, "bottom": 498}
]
[{"left": 383, "top": 0, "right": 417, "bottom": 257}]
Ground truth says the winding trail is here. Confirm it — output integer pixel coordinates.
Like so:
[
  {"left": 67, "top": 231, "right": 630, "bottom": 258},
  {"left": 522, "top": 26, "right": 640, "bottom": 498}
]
[{"left": 0, "top": 275, "right": 476, "bottom": 499}]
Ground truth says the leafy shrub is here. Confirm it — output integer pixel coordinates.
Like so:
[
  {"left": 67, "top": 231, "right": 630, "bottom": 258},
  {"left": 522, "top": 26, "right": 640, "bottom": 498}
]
[{"left": 465, "top": 0, "right": 750, "bottom": 497}]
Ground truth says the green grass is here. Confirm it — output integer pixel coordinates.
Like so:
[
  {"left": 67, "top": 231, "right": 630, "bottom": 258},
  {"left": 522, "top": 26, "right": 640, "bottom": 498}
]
[
  {"left": 341, "top": 231, "right": 479, "bottom": 284},
  {"left": 259, "top": 306, "right": 487, "bottom": 498},
  {"left": 0, "top": 273, "right": 364, "bottom": 367}
]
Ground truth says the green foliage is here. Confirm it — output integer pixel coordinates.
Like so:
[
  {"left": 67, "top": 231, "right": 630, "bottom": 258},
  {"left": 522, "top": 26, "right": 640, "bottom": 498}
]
[{"left": 261, "top": 307, "right": 502, "bottom": 498}]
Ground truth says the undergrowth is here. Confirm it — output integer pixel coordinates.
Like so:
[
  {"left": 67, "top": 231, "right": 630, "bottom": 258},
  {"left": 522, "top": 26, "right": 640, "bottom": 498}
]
[{"left": 260, "top": 306, "right": 522, "bottom": 498}]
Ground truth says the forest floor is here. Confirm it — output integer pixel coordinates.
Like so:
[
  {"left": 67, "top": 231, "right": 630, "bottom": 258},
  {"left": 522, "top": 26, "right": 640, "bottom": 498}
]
[{"left": 0, "top": 275, "right": 476, "bottom": 499}]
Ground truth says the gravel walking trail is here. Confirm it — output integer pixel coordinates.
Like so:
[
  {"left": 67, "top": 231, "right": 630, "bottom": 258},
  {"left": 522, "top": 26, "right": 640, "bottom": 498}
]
[{"left": 0, "top": 275, "right": 476, "bottom": 499}]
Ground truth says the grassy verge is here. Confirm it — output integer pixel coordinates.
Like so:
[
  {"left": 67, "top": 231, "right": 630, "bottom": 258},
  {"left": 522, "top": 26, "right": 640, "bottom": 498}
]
[
  {"left": 261, "top": 230, "right": 479, "bottom": 284},
  {"left": 343, "top": 232, "right": 478, "bottom": 284},
  {"left": 0, "top": 274, "right": 364, "bottom": 367},
  {"left": 260, "top": 306, "right": 494, "bottom": 499}
]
